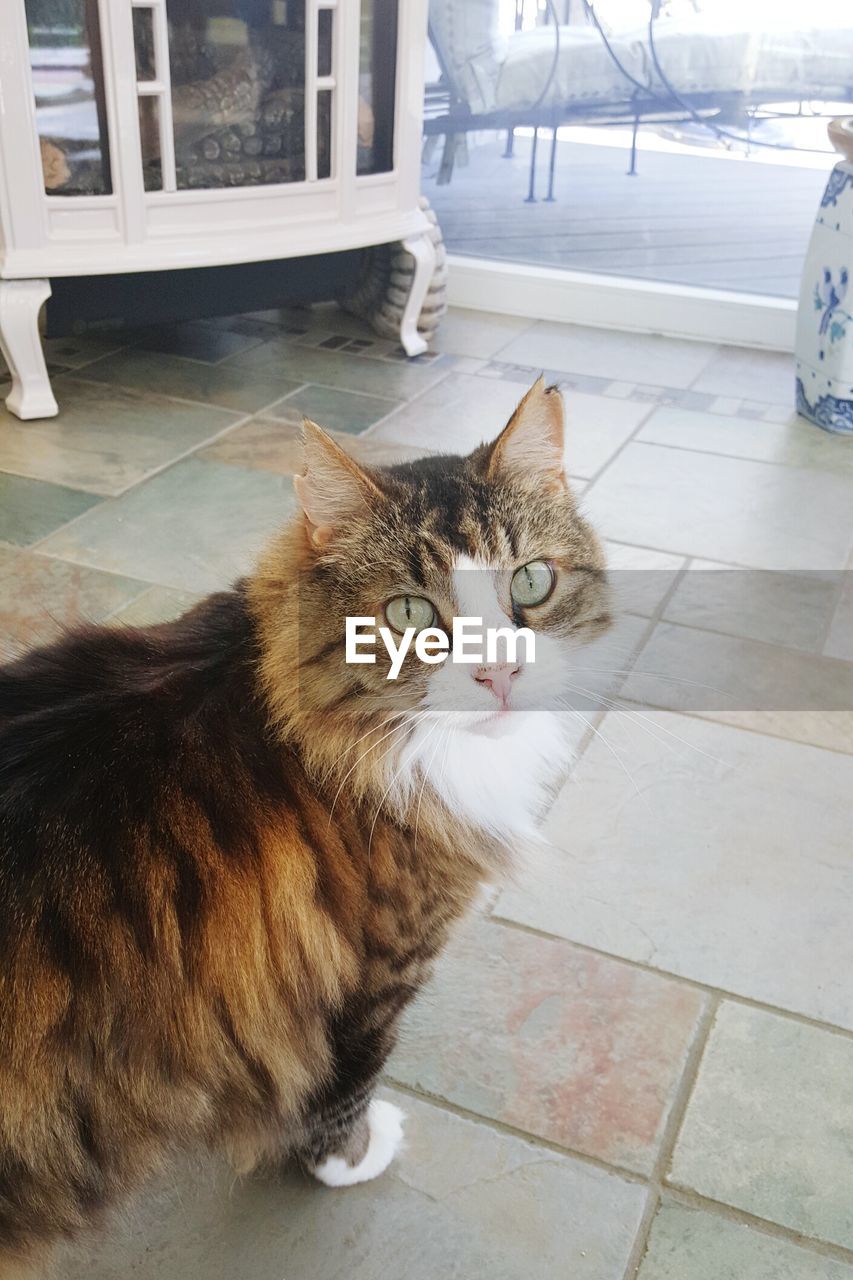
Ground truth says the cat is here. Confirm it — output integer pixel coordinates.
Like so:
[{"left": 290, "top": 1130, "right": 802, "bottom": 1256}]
[{"left": 0, "top": 378, "right": 611, "bottom": 1277}]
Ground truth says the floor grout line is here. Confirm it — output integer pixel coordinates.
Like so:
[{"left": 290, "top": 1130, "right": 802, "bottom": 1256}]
[
  {"left": 621, "top": 608, "right": 847, "bottom": 663},
  {"left": 617, "top": 697, "right": 853, "bottom": 760},
  {"left": 650, "top": 998, "right": 719, "bottom": 1184},
  {"left": 570, "top": 397, "right": 662, "bottom": 495},
  {"left": 663, "top": 1186, "right": 853, "bottom": 1267},
  {"left": 213, "top": 380, "right": 311, "bottom": 424},
  {"left": 615, "top": 434, "right": 842, "bottom": 472},
  {"left": 382, "top": 1078, "right": 649, "bottom": 1185},
  {"left": 356, "top": 366, "right": 461, "bottom": 439},
  {"left": 622, "top": 1187, "right": 660, "bottom": 1280},
  {"left": 58, "top": 370, "right": 283, "bottom": 421},
  {"left": 387, "top": 1053, "right": 853, "bottom": 1272},
  {"left": 24, "top": 405, "right": 264, "bottom": 556},
  {"left": 46, "top": 340, "right": 133, "bottom": 376},
  {"left": 598, "top": 535, "right": 814, "bottom": 573},
  {"left": 488, "top": 914, "right": 853, "bottom": 1045},
  {"left": 620, "top": 995, "right": 718, "bottom": 1278}
]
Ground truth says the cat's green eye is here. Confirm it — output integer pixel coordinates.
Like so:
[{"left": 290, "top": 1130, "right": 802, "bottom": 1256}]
[
  {"left": 511, "top": 560, "right": 554, "bottom": 607},
  {"left": 384, "top": 594, "right": 436, "bottom": 634}
]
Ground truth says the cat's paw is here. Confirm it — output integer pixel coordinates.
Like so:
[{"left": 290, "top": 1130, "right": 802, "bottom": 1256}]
[{"left": 311, "top": 1100, "right": 405, "bottom": 1188}]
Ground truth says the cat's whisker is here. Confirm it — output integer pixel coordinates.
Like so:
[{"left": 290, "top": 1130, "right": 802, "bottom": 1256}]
[
  {"left": 566, "top": 665, "right": 737, "bottom": 701},
  {"left": 609, "top": 703, "right": 731, "bottom": 770},
  {"left": 324, "top": 711, "right": 428, "bottom": 829},
  {"left": 558, "top": 682, "right": 730, "bottom": 770},
  {"left": 435, "top": 718, "right": 455, "bottom": 810},
  {"left": 318, "top": 712, "right": 409, "bottom": 785},
  {"left": 366, "top": 717, "right": 443, "bottom": 861},
  {"left": 413, "top": 724, "right": 448, "bottom": 855},
  {"left": 563, "top": 705, "right": 652, "bottom": 815}
]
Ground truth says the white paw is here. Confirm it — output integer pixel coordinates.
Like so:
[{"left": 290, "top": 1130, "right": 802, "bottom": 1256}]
[{"left": 312, "top": 1100, "right": 405, "bottom": 1188}]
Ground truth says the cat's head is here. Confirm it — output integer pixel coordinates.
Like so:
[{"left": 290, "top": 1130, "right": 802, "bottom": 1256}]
[{"left": 252, "top": 378, "right": 612, "bottom": 838}]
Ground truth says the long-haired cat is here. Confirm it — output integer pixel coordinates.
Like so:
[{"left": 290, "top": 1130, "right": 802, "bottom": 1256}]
[{"left": 0, "top": 379, "right": 610, "bottom": 1276}]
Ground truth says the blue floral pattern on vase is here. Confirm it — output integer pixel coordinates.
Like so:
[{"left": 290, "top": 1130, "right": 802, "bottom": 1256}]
[
  {"left": 813, "top": 267, "right": 851, "bottom": 361},
  {"left": 796, "top": 377, "right": 853, "bottom": 434},
  {"left": 821, "top": 169, "right": 853, "bottom": 209}
]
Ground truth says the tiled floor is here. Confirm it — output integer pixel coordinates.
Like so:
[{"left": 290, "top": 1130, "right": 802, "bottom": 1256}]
[{"left": 2, "top": 305, "right": 853, "bottom": 1278}]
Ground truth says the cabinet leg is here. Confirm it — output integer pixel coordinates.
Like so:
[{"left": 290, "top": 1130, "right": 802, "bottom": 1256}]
[
  {"left": 398, "top": 231, "right": 437, "bottom": 358},
  {"left": 0, "top": 279, "right": 59, "bottom": 420}
]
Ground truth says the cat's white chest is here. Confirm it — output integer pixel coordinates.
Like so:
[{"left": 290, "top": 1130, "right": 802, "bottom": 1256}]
[{"left": 408, "top": 711, "right": 569, "bottom": 842}]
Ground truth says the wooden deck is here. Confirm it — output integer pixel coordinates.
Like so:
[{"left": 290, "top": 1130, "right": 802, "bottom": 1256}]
[{"left": 423, "top": 132, "right": 832, "bottom": 298}]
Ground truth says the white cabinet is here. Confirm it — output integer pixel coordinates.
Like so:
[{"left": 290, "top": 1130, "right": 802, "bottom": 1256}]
[{"left": 0, "top": 0, "right": 434, "bottom": 418}]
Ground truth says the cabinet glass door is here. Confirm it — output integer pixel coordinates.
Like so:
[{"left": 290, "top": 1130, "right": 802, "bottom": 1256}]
[
  {"left": 357, "top": 0, "right": 397, "bottom": 175},
  {"left": 24, "top": 0, "right": 112, "bottom": 196},
  {"left": 130, "top": 0, "right": 334, "bottom": 191}
]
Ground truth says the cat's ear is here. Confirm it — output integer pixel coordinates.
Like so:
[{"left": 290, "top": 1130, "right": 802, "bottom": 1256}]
[
  {"left": 485, "top": 377, "right": 566, "bottom": 491},
  {"left": 294, "top": 419, "right": 382, "bottom": 549}
]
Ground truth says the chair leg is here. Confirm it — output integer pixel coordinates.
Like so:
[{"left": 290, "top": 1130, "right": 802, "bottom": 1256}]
[
  {"left": 545, "top": 125, "right": 559, "bottom": 201},
  {"left": 437, "top": 133, "right": 455, "bottom": 185},
  {"left": 503, "top": 128, "right": 516, "bottom": 158},
  {"left": 0, "top": 279, "right": 58, "bottom": 420},
  {"left": 525, "top": 127, "right": 539, "bottom": 203},
  {"left": 627, "top": 114, "right": 640, "bottom": 176}
]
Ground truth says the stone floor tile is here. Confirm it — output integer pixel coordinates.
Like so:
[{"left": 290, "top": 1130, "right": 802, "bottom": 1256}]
[
  {"left": 429, "top": 307, "right": 533, "bottom": 359},
  {"left": 109, "top": 585, "right": 206, "bottom": 626},
  {"left": 625, "top": 621, "right": 853, "bottom": 753},
  {"left": 560, "top": 389, "right": 649, "bottom": 478},
  {"left": 0, "top": 473, "right": 100, "bottom": 546},
  {"left": 136, "top": 320, "right": 265, "bottom": 364},
  {"left": 637, "top": 404, "right": 853, "bottom": 476},
  {"left": 197, "top": 419, "right": 303, "bottom": 474},
  {"left": 58, "top": 1091, "right": 648, "bottom": 1280},
  {"left": 690, "top": 345, "right": 794, "bottom": 404},
  {"left": 584, "top": 443, "right": 853, "bottom": 570},
  {"left": 0, "top": 546, "right": 146, "bottom": 653},
  {"left": 305, "top": 302, "right": 379, "bottom": 339},
  {"left": 202, "top": 418, "right": 434, "bottom": 475},
  {"left": 663, "top": 560, "right": 838, "bottom": 652},
  {"left": 389, "top": 916, "right": 705, "bottom": 1174},
  {"left": 495, "top": 711, "right": 853, "bottom": 1029},
  {"left": 368, "top": 372, "right": 528, "bottom": 452},
  {"left": 693, "top": 709, "right": 853, "bottom": 754},
  {"left": 81, "top": 347, "right": 304, "bottom": 414},
  {"left": 603, "top": 542, "right": 685, "bottom": 618},
  {"left": 825, "top": 551, "right": 853, "bottom": 662},
  {"left": 370, "top": 374, "right": 648, "bottom": 476},
  {"left": 229, "top": 336, "right": 453, "bottom": 399},
  {"left": 638, "top": 1201, "right": 853, "bottom": 1280},
  {"left": 639, "top": 404, "right": 853, "bottom": 473},
  {"left": 559, "top": 610, "right": 652, "bottom": 716},
  {"left": 265, "top": 383, "right": 400, "bottom": 433},
  {"left": 0, "top": 378, "right": 243, "bottom": 496},
  {"left": 670, "top": 1003, "right": 853, "bottom": 1251},
  {"left": 341, "top": 434, "right": 438, "bottom": 468},
  {"left": 42, "top": 332, "right": 129, "bottom": 370},
  {"left": 495, "top": 322, "right": 717, "bottom": 389},
  {"left": 234, "top": 301, "right": 376, "bottom": 341},
  {"left": 38, "top": 458, "right": 296, "bottom": 594}
]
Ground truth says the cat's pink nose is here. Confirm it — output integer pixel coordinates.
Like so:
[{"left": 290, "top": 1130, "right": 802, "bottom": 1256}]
[{"left": 474, "top": 663, "right": 521, "bottom": 708}]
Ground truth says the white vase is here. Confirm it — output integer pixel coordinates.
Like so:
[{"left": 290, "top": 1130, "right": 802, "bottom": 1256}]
[{"left": 795, "top": 123, "right": 853, "bottom": 435}]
